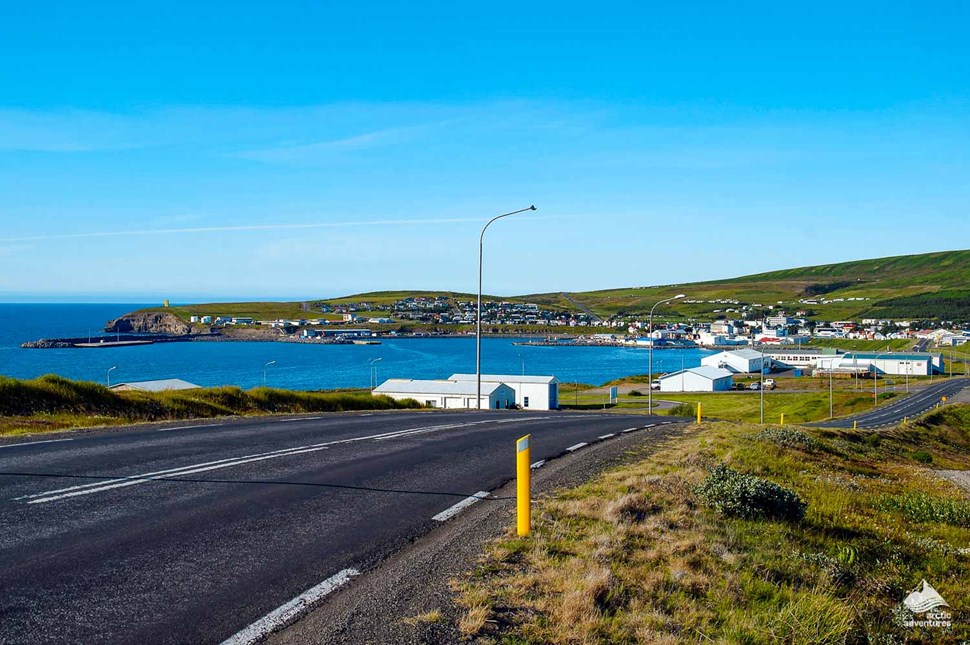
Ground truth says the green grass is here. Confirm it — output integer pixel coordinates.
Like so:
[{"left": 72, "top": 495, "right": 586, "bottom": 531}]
[
  {"left": 522, "top": 248, "right": 970, "bottom": 321},
  {"left": 457, "top": 404, "right": 970, "bottom": 643},
  {"left": 0, "top": 375, "right": 423, "bottom": 436},
  {"left": 137, "top": 249, "right": 970, "bottom": 324},
  {"left": 560, "top": 389, "right": 881, "bottom": 423}
]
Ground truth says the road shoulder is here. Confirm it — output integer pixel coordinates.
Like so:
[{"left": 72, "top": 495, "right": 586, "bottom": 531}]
[{"left": 266, "top": 422, "right": 685, "bottom": 645}]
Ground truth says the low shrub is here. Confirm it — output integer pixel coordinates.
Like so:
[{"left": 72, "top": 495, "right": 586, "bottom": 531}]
[
  {"left": 756, "top": 428, "right": 822, "bottom": 452},
  {"left": 670, "top": 402, "right": 697, "bottom": 417},
  {"left": 879, "top": 491, "right": 970, "bottom": 527},
  {"left": 628, "top": 389, "right": 644, "bottom": 397},
  {"left": 696, "top": 464, "right": 807, "bottom": 522},
  {"left": 910, "top": 450, "right": 933, "bottom": 464}
]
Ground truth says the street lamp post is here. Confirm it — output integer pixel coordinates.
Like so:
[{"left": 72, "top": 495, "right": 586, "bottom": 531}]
[
  {"left": 263, "top": 360, "right": 276, "bottom": 385},
  {"left": 106, "top": 365, "right": 117, "bottom": 387},
  {"left": 517, "top": 353, "right": 525, "bottom": 376},
  {"left": 369, "top": 357, "right": 383, "bottom": 391},
  {"left": 477, "top": 206, "right": 536, "bottom": 409},
  {"left": 647, "top": 294, "right": 685, "bottom": 414}
]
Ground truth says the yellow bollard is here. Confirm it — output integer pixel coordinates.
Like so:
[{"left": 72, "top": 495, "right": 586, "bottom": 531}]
[
  {"left": 780, "top": 413, "right": 785, "bottom": 426},
  {"left": 853, "top": 420, "right": 857, "bottom": 430},
  {"left": 516, "top": 434, "right": 531, "bottom": 536},
  {"left": 697, "top": 402, "right": 702, "bottom": 424}
]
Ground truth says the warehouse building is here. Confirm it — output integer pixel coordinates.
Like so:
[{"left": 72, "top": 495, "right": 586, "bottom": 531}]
[
  {"left": 701, "top": 348, "right": 770, "bottom": 374},
  {"left": 449, "top": 374, "right": 559, "bottom": 410},
  {"left": 373, "top": 379, "right": 516, "bottom": 409},
  {"left": 815, "top": 352, "right": 944, "bottom": 376},
  {"left": 658, "top": 366, "right": 734, "bottom": 392}
]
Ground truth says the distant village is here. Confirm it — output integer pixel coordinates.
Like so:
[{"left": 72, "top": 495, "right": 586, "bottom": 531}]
[{"left": 185, "top": 294, "right": 970, "bottom": 352}]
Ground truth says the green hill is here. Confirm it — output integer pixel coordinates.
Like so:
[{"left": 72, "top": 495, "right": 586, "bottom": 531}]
[
  {"left": 526, "top": 248, "right": 970, "bottom": 321},
  {"left": 142, "top": 249, "right": 970, "bottom": 323}
]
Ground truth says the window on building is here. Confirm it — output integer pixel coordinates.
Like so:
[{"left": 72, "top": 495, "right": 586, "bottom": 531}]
[
  {"left": 524, "top": 396, "right": 530, "bottom": 408},
  {"left": 425, "top": 400, "right": 435, "bottom": 407}
]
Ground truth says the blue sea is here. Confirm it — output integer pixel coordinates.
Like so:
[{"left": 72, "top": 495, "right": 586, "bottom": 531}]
[{"left": 0, "top": 304, "right": 714, "bottom": 390}]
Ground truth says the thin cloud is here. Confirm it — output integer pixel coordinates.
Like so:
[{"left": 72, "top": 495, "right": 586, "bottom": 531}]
[{"left": 0, "top": 217, "right": 499, "bottom": 243}]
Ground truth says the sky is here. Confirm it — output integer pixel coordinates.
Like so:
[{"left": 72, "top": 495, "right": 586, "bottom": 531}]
[{"left": 1, "top": 1, "right": 968, "bottom": 302}]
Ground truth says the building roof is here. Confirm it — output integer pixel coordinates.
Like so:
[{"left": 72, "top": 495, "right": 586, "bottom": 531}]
[
  {"left": 658, "top": 366, "right": 734, "bottom": 381},
  {"left": 448, "top": 373, "right": 558, "bottom": 384},
  {"left": 374, "top": 379, "right": 509, "bottom": 396},
  {"left": 717, "top": 348, "right": 766, "bottom": 360},
  {"left": 109, "top": 378, "right": 201, "bottom": 392}
]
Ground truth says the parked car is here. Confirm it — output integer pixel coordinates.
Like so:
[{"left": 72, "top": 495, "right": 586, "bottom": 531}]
[
  {"left": 733, "top": 383, "right": 746, "bottom": 390},
  {"left": 764, "top": 378, "right": 776, "bottom": 389},
  {"left": 650, "top": 379, "right": 661, "bottom": 390},
  {"left": 748, "top": 382, "right": 761, "bottom": 390}
]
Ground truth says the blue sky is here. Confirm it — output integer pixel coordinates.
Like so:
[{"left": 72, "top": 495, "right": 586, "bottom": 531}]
[{"left": 1, "top": 1, "right": 968, "bottom": 302}]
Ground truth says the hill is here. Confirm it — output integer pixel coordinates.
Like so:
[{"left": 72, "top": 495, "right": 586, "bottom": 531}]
[
  {"left": 138, "top": 249, "right": 970, "bottom": 323},
  {"left": 526, "top": 248, "right": 970, "bottom": 321}
]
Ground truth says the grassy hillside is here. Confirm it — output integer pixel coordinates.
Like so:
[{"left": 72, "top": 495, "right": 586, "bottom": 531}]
[
  {"left": 0, "top": 375, "right": 422, "bottom": 436},
  {"left": 458, "top": 405, "right": 970, "bottom": 642},
  {"left": 138, "top": 249, "right": 970, "bottom": 323},
  {"left": 526, "top": 249, "right": 970, "bottom": 320}
]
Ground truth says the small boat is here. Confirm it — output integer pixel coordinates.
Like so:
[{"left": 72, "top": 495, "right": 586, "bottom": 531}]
[{"left": 352, "top": 339, "right": 382, "bottom": 345}]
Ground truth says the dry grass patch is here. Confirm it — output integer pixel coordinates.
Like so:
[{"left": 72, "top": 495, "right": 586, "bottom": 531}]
[{"left": 458, "top": 406, "right": 970, "bottom": 643}]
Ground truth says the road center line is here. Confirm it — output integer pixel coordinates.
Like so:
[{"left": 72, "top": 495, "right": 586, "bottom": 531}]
[
  {"left": 17, "top": 417, "right": 552, "bottom": 504},
  {"left": 432, "top": 491, "right": 490, "bottom": 522},
  {"left": 0, "top": 438, "right": 74, "bottom": 449},
  {"left": 220, "top": 568, "right": 360, "bottom": 645}
]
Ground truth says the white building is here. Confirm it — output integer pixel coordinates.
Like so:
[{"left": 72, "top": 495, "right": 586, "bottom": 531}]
[
  {"left": 109, "top": 378, "right": 201, "bottom": 392},
  {"left": 658, "top": 366, "right": 734, "bottom": 392},
  {"left": 449, "top": 374, "right": 559, "bottom": 410},
  {"left": 701, "top": 349, "right": 770, "bottom": 374},
  {"left": 816, "top": 352, "right": 943, "bottom": 376},
  {"left": 373, "top": 379, "right": 516, "bottom": 409}
]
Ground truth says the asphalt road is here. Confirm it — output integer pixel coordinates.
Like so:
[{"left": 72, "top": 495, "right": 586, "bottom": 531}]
[
  {"left": 808, "top": 377, "right": 969, "bottom": 428},
  {"left": 0, "top": 410, "right": 684, "bottom": 644}
]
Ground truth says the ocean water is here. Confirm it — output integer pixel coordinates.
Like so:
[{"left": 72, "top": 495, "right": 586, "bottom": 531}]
[{"left": 0, "top": 304, "right": 714, "bottom": 389}]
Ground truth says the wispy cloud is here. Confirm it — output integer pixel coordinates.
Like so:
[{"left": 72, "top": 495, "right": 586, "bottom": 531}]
[
  {"left": 0, "top": 217, "right": 489, "bottom": 243},
  {"left": 237, "top": 124, "right": 428, "bottom": 163}
]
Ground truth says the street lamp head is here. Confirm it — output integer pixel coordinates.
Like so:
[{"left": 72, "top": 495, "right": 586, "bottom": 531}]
[{"left": 529, "top": 205, "right": 537, "bottom": 211}]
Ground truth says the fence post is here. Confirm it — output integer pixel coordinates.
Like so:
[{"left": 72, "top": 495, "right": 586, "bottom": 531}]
[{"left": 696, "top": 403, "right": 702, "bottom": 423}]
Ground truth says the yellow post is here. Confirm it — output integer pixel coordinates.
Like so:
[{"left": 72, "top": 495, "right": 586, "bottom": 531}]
[
  {"left": 516, "top": 434, "right": 531, "bottom": 536},
  {"left": 904, "top": 416, "right": 907, "bottom": 425},
  {"left": 696, "top": 402, "right": 702, "bottom": 423},
  {"left": 853, "top": 420, "right": 857, "bottom": 430},
  {"left": 780, "top": 413, "right": 785, "bottom": 426}
]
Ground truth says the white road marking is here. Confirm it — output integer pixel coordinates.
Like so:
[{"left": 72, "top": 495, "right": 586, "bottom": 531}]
[
  {"left": 643, "top": 423, "right": 656, "bottom": 428},
  {"left": 279, "top": 417, "right": 322, "bottom": 423},
  {"left": 18, "top": 417, "right": 554, "bottom": 504},
  {"left": 530, "top": 460, "right": 546, "bottom": 469},
  {"left": 598, "top": 433, "right": 615, "bottom": 439},
  {"left": 621, "top": 427, "right": 637, "bottom": 433},
  {"left": 0, "top": 438, "right": 74, "bottom": 449},
  {"left": 157, "top": 424, "right": 218, "bottom": 432},
  {"left": 432, "top": 491, "right": 490, "bottom": 522},
  {"left": 566, "top": 442, "right": 588, "bottom": 452},
  {"left": 220, "top": 568, "right": 360, "bottom": 645}
]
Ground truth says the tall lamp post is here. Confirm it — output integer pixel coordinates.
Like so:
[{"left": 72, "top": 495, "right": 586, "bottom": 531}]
[
  {"left": 647, "top": 294, "right": 685, "bottom": 414},
  {"left": 369, "top": 357, "right": 383, "bottom": 391},
  {"left": 263, "top": 360, "right": 276, "bottom": 385},
  {"left": 477, "top": 206, "right": 536, "bottom": 409},
  {"left": 106, "top": 365, "right": 117, "bottom": 387}
]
